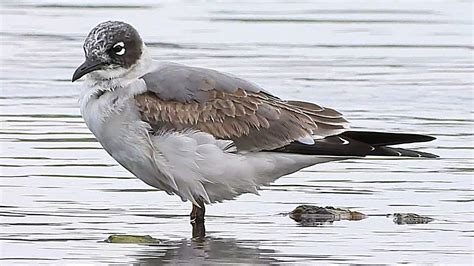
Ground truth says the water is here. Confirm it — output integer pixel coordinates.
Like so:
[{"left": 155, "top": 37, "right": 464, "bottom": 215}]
[{"left": 1, "top": 0, "right": 473, "bottom": 264}]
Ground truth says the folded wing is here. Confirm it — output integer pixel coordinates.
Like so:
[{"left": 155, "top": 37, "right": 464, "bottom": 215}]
[{"left": 136, "top": 63, "right": 349, "bottom": 151}]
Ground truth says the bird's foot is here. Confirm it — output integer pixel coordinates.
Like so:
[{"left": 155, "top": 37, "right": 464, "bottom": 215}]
[{"left": 190, "top": 202, "right": 206, "bottom": 240}]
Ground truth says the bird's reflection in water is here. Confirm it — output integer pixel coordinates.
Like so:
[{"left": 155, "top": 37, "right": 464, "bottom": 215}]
[{"left": 133, "top": 237, "right": 280, "bottom": 264}]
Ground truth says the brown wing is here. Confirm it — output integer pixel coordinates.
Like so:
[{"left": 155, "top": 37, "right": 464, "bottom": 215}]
[{"left": 136, "top": 89, "right": 348, "bottom": 151}]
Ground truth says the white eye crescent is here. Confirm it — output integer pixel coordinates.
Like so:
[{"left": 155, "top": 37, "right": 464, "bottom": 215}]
[{"left": 113, "top": 41, "right": 125, "bottom": 55}]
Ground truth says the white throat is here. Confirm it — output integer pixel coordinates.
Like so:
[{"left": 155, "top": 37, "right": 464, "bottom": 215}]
[
  {"left": 84, "top": 45, "right": 152, "bottom": 91},
  {"left": 79, "top": 44, "right": 152, "bottom": 121}
]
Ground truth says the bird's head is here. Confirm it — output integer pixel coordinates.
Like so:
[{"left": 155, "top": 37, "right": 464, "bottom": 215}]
[{"left": 72, "top": 21, "right": 143, "bottom": 82}]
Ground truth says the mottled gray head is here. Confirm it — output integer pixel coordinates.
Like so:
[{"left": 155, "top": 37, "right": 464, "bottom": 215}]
[{"left": 72, "top": 21, "right": 143, "bottom": 82}]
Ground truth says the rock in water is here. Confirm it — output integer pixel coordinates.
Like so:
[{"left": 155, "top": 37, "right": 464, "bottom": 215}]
[
  {"left": 391, "top": 213, "right": 434, "bottom": 224},
  {"left": 289, "top": 205, "right": 366, "bottom": 226},
  {"left": 105, "top": 234, "right": 161, "bottom": 244}
]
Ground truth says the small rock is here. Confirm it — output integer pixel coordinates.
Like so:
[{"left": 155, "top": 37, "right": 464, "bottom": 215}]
[
  {"left": 289, "top": 205, "right": 366, "bottom": 226},
  {"left": 105, "top": 234, "right": 160, "bottom": 244},
  {"left": 391, "top": 213, "right": 434, "bottom": 225}
]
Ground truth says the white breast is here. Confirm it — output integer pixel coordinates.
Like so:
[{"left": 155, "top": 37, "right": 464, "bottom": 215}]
[
  {"left": 79, "top": 80, "right": 179, "bottom": 193},
  {"left": 80, "top": 78, "right": 145, "bottom": 136}
]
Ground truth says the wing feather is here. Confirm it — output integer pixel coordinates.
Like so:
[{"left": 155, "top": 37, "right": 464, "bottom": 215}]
[{"left": 136, "top": 63, "right": 350, "bottom": 151}]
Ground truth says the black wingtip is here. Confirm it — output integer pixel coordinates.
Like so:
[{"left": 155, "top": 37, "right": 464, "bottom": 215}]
[
  {"left": 341, "top": 131, "right": 436, "bottom": 146},
  {"left": 270, "top": 131, "right": 438, "bottom": 158},
  {"left": 424, "top": 135, "right": 436, "bottom": 142},
  {"left": 413, "top": 134, "right": 436, "bottom": 143}
]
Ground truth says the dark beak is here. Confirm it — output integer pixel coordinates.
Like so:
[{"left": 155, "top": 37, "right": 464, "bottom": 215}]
[{"left": 72, "top": 59, "right": 104, "bottom": 82}]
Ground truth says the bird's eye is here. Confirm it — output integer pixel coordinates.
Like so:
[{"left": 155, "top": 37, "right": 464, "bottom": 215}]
[{"left": 111, "top": 42, "right": 125, "bottom": 56}]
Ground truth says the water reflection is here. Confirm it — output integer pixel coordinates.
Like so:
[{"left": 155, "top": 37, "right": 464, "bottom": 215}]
[{"left": 134, "top": 237, "right": 279, "bottom": 265}]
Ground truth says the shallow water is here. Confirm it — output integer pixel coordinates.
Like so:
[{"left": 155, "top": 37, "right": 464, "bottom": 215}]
[{"left": 1, "top": 0, "right": 473, "bottom": 264}]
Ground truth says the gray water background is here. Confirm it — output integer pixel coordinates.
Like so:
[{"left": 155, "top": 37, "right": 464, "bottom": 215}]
[{"left": 1, "top": 0, "right": 473, "bottom": 264}]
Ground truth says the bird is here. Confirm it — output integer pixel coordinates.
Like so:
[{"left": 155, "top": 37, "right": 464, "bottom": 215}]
[{"left": 72, "top": 21, "right": 437, "bottom": 238}]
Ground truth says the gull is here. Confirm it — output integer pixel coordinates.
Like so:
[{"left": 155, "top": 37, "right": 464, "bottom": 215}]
[{"left": 72, "top": 21, "right": 437, "bottom": 238}]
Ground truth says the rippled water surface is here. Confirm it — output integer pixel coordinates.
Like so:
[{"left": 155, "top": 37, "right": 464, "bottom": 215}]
[{"left": 1, "top": 0, "right": 473, "bottom": 264}]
